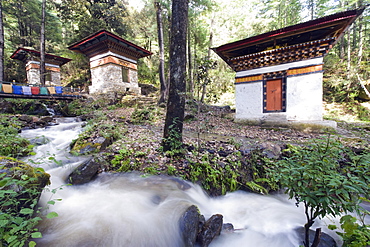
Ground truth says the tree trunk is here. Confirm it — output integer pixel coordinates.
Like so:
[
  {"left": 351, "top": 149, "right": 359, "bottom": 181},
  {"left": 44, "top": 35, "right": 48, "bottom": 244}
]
[
  {"left": 162, "top": 0, "right": 189, "bottom": 152},
  {"left": 187, "top": 26, "right": 193, "bottom": 98},
  {"left": 339, "top": 1, "right": 345, "bottom": 60},
  {"left": 0, "top": 0, "right": 4, "bottom": 82},
  {"left": 40, "top": 0, "right": 46, "bottom": 86},
  {"left": 200, "top": 18, "right": 214, "bottom": 103},
  {"left": 155, "top": 1, "right": 167, "bottom": 105},
  {"left": 346, "top": 26, "right": 351, "bottom": 81},
  {"left": 311, "top": 228, "right": 322, "bottom": 247},
  {"left": 357, "top": 1, "right": 364, "bottom": 66}
]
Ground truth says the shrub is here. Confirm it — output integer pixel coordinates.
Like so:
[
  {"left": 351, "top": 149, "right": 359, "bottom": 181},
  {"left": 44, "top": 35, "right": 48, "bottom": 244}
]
[
  {"left": 0, "top": 125, "right": 34, "bottom": 158},
  {"left": 0, "top": 157, "right": 57, "bottom": 247},
  {"left": 329, "top": 215, "right": 370, "bottom": 247},
  {"left": 268, "top": 137, "right": 370, "bottom": 247}
]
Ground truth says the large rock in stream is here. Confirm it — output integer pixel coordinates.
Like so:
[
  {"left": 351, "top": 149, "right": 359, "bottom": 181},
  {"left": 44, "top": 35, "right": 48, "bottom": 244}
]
[
  {"left": 295, "top": 227, "right": 338, "bottom": 247},
  {"left": 197, "top": 214, "right": 223, "bottom": 247},
  {"left": 70, "top": 136, "right": 113, "bottom": 155},
  {"left": 180, "top": 205, "right": 202, "bottom": 247},
  {"left": 0, "top": 156, "right": 50, "bottom": 211},
  {"left": 67, "top": 156, "right": 106, "bottom": 185},
  {"left": 179, "top": 205, "right": 225, "bottom": 247}
]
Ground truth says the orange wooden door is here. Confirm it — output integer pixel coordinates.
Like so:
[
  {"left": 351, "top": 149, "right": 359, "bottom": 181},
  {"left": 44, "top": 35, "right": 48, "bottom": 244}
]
[{"left": 266, "top": 79, "right": 282, "bottom": 111}]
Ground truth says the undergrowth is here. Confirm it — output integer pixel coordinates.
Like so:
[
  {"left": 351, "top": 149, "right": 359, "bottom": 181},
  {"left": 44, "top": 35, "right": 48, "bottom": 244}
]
[
  {"left": 0, "top": 115, "right": 34, "bottom": 158},
  {"left": 0, "top": 157, "right": 59, "bottom": 247}
]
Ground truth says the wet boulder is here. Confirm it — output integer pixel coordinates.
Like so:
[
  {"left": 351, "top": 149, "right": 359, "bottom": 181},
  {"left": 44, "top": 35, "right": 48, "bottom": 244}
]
[
  {"left": 71, "top": 136, "right": 112, "bottom": 155},
  {"left": 67, "top": 157, "right": 102, "bottom": 185},
  {"left": 179, "top": 205, "right": 225, "bottom": 247},
  {"left": 24, "top": 102, "right": 50, "bottom": 116},
  {"left": 259, "top": 141, "right": 283, "bottom": 159},
  {"left": 295, "top": 227, "right": 338, "bottom": 247},
  {"left": 29, "top": 135, "right": 50, "bottom": 146},
  {"left": 197, "top": 214, "right": 223, "bottom": 247},
  {"left": 18, "top": 115, "right": 56, "bottom": 129},
  {"left": 18, "top": 115, "right": 34, "bottom": 123},
  {"left": 179, "top": 205, "right": 202, "bottom": 247}
]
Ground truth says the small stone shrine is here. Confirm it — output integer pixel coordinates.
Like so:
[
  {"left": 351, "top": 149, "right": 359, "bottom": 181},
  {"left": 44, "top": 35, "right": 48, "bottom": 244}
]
[
  {"left": 10, "top": 47, "right": 71, "bottom": 85},
  {"left": 68, "top": 30, "right": 152, "bottom": 95},
  {"left": 213, "top": 8, "right": 364, "bottom": 127}
]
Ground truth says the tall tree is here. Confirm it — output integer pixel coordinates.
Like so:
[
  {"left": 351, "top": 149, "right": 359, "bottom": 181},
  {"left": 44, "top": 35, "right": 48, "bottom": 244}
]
[
  {"left": 0, "top": 0, "right": 4, "bottom": 82},
  {"left": 54, "top": 0, "right": 130, "bottom": 43},
  {"left": 200, "top": 17, "right": 214, "bottom": 102},
  {"left": 260, "top": 0, "right": 302, "bottom": 30},
  {"left": 155, "top": 1, "right": 167, "bottom": 104},
  {"left": 162, "top": 0, "right": 189, "bottom": 152},
  {"left": 40, "top": 0, "right": 46, "bottom": 86},
  {"left": 186, "top": 0, "right": 214, "bottom": 98}
]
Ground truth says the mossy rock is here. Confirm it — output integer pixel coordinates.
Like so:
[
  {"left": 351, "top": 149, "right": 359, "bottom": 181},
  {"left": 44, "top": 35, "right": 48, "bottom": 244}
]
[
  {"left": 71, "top": 136, "right": 113, "bottom": 155},
  {"left": 0, "top": 156, "right": 50, "bottom": 211},
  {"left": 71, "top": 141, "right": 102, "bottom": 154},
  {"left": 0, "top": 157, "right": 50, "bottom": 187}
]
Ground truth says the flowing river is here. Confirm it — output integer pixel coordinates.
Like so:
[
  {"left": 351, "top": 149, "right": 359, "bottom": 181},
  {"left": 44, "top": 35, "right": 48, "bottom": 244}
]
[{"left": 20, "top": 118, "right": 340, "bottom": 247}]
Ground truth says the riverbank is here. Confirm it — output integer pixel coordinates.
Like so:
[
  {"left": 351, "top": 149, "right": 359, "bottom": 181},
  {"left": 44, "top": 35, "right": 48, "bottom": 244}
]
[
  {"left": 1, "top": 96, "right": 370, "bottom": 246},
  {"left": 56, "top": 95, "right": 369, "bottom": 196},
  {"left": 1, "top": 96, "right": 370, "bottom": 196}
]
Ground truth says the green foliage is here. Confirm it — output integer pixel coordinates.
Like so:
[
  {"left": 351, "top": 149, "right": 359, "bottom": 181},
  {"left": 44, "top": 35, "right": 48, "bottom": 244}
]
[
  {"left": 245, "top": 179, "right": 270, "bottom": 195},
  {"left": 110, "top": 147, "right": 142, "bottom": 173},
  {"left": 0, "top": 115, "right": 23, "bottom": 130},
  {"left": 111, "top": 148, "right": 133, "bottom": 166},
  {"left": 166, "top": 165, "right": 178, "bottom": 176},
  {"left": 161, "top": 118, "right": 185, "bottom": 157},
  {"left": 0, "top": 158, "right": 58, "bottom": 247},
  {"left": 344, "top": 102, "right": 370, "bottom": 122},
  {"left": 184, "top": 151, "right": 261, "bottom": 195},
  {"left": 0, "top": 120, "right": 34, "bottom": 158},
  {"left": 329, "top": 215, "right": 370, "bottom": 247},
  {"left": 323, "top": 53, "right": 370, "bottom": 115},
  {"left": 259, "top": 0, "right": 303, "bottom": 30},
  {"left": 63, "top": 99, "right": 96, "bottom": 116},
  {"left": 71, "top": 118, "right": 125, "bottom": 154},
  {"left": 269, "top": 137, "right": 370, "bottom": 246},
  {"left": 243, "top": 148, "right": 279, "bottom": 193},
  {"left": 131, "top": 107, "right": 155, "bottom": 124}
]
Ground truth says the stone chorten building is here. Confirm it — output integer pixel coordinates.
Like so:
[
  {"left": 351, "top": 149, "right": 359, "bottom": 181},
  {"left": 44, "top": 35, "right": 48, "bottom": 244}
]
[
  {"left": 10, "top": 47, "right": 71, "bottom": 85},
  {"left": 68, "top": 30, "right": 152, "bottom": 94},
  {"left": 213, "top": 8, "right": 364, "bottom": 128}
]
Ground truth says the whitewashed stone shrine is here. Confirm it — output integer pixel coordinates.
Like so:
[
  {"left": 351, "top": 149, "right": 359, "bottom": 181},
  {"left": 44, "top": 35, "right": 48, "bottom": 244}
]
[
  {"left": 11, "top": 47, "right": 71, "bottom": 85},
  {"left": 213, "top": 8, "right": 364, "bottom": 128},
  {"left": 68, "top": 30, "right": 152, "bottom": 95}
]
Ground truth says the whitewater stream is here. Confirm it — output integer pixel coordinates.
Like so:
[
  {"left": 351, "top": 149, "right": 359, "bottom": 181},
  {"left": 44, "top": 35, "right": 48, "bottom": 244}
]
[{"left": 20, "top": 118, "right": 341, "bottom": 247}]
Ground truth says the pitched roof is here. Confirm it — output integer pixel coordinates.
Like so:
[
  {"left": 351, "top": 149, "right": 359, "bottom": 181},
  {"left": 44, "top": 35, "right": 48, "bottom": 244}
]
[
  {"left": 68, "top": 30, "right": 152, "bottom": 59},
  {"left": 213, "top": 7, "right": 365, "bottom": 66},
  {"left": 10, "top": 47, "right": 71, "bottom": 65}
]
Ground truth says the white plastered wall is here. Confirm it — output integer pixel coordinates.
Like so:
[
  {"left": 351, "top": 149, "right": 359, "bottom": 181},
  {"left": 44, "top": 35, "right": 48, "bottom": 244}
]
[
  {"left": 286, "top": 73, "right": 323, "bottom": 121},
  {"left": 235, "top": 57, "right": 323, "bottom": 122}
]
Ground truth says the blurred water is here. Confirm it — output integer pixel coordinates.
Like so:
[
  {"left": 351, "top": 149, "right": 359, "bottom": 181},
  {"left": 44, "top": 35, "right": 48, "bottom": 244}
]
[{"left": 20, "top": 118, "right": 339, "bottom": 247}]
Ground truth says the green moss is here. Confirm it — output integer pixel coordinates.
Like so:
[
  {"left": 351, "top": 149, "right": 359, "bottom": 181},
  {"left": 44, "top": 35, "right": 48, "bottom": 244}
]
[
  {"left": 1, "top": 156, "right": 51, "bottom": 246},
  {"left": 0, "top": 156, "right": 50, "bottom": 188}
]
